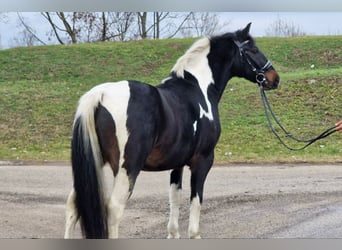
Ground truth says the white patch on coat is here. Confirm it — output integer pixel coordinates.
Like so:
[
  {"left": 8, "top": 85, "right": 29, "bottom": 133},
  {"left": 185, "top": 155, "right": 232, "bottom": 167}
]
[
  {"left": 171, "top": 37, "right": 214, "bottom": 121},
  {"left": 199, "top": 103, "right": 213, "bottom": 120},
  {"left": 76, "top": 81, "right": 131, "bottom": 168},
  {"left": 188, "top": 195, "right": 201, "bottom": 239},
  {"left": 167, "top": 184, "right": 182, "bottom": 239},
  {"left": 193, "top": 120, "right": 198, "bottom": 135},
  {"left": 161, "top": 76, "right": 172, "bottom": 84},
  {"left": 98, "top": 81, "right": 130, "bottom": 167}
]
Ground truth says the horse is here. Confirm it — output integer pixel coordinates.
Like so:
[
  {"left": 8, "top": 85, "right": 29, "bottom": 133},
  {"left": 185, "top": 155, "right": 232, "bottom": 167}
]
[{"left": 64, "top": 23, "right": 280, "bottom": 239}]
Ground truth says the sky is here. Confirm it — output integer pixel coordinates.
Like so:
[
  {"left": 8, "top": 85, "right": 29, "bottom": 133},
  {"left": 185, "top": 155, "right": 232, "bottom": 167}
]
[
  {"left": 0, "top": 12, "right": 341, "bottom": 49},
  {"left": 220, "top": 12, "right": 342, "bottom": 36}
]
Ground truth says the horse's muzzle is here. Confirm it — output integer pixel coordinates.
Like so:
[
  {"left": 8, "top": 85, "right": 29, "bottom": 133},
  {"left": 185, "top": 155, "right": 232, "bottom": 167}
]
[{"left": 264, "top": 70, "right": 280, "bottom": 90}]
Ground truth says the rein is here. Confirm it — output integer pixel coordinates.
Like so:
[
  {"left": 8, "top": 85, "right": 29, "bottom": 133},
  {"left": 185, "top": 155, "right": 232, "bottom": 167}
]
[{"left": 258, "top": 81, "right": 337, "bottom": 151}]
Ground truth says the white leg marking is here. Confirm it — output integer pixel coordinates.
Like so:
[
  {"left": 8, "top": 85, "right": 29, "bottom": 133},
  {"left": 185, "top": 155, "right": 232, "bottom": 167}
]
[
  {"left": 167, "top": 184, "right": 182, "bottom": 239},
  {"left": 188, "top": 195, "right": 201, "bottom": 239},
  {"left": 64, "top": 189, "right": 78, "bottom": 239},
  {"left": 107, "top": 168, "right": 131, "bottom": 238}
]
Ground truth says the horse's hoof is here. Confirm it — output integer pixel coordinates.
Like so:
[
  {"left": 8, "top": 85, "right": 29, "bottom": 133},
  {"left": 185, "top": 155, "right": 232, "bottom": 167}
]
[
  {"left": 167, "top": 233, "right": 180, "bottom": 239},
  {"left": 189, "top": 233, "right": 201, "bottom": 239}
]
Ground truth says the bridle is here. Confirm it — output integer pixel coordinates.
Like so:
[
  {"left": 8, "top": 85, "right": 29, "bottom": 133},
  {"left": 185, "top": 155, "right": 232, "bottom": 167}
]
[
  {"left": 234, "top": 40, "right": 273, "bottom": 88},
  {"left": 235, "top": 39, "right": 337, "bottom": 150}
]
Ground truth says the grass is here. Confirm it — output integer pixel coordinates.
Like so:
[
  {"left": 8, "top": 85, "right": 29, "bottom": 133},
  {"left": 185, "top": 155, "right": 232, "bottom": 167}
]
[{"left": 0, "top": 36, "right": 341, "bottom": 163}]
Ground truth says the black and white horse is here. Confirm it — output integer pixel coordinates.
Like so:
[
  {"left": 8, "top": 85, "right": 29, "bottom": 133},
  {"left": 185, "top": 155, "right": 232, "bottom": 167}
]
[{"left": 64, "top": 23, "right": 279, "bottom": 239}]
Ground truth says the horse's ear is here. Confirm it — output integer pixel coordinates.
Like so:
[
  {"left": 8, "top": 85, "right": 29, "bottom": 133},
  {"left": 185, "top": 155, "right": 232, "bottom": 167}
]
[{"left": 242, "top": 22, "right": 252, "bottom": 36}]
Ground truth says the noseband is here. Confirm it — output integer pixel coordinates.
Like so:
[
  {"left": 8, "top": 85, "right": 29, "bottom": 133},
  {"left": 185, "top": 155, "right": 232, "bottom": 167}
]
[{"left": 234, "top": 40, "right": 273, "bottom": 87}]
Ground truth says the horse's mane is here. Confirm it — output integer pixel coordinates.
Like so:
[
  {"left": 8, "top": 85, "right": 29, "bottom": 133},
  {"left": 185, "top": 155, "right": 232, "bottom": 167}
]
[
  {"left": 170, "top": 28, "right": 254, "bottom": 79},
  {"left": 171, "top": 37, "right": 211, "bottom": 78}
]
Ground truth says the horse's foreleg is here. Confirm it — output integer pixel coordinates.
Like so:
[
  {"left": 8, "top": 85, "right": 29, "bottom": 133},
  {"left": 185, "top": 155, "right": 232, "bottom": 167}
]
[
  {"left": 64, "top": 189, "right": 78, "bottom": 238},
  {"left": 167, "top": 168, "right": 184, "bottom": 239},
  {"left": 188, "top": 153, "right": 213, "bottom": 239}
]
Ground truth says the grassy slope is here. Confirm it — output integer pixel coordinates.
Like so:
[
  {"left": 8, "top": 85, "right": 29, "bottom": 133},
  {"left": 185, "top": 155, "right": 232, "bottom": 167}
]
[{"left": 0, "top": 36, "right": 341, "bottom": 163}]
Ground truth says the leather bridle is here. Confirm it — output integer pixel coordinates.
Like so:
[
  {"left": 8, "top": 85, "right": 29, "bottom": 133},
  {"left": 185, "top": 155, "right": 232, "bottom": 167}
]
[{"left": 234, "top": 40, "right": 273, "bottom": 88}]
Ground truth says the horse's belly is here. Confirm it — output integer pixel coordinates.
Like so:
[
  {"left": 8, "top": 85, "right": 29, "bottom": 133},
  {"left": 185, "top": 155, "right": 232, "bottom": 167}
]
[{"left": 143, "top": 145, "right": 190, "bottom": 171}]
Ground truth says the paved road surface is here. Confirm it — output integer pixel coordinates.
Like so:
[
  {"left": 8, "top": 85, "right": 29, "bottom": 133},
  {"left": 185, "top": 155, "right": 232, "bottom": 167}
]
[{"left": 1, "top": 163, "right": 342, "bottom": 238}]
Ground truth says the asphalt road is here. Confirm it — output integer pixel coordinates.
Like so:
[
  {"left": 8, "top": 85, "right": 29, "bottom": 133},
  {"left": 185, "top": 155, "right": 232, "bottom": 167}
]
[{"left": 1, "top": 163, "right": 342, "bottom": 239}]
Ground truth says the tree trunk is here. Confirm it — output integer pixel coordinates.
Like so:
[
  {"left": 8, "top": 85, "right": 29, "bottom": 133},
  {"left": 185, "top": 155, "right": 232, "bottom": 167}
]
[
  {"left": 138, "top": 12, "right": 147, "bottom": 39},
  {"left": 101, "top": 12, "right": 107, "bottom": 41},
  {"left": 57, "top": 12, "right": 77, "bottom": 44}
]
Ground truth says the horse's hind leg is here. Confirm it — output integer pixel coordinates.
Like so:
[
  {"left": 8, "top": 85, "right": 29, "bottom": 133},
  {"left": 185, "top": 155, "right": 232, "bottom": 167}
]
[
  {"left": 103, "top": 132, "right": 150, "bottom": 238},
  {"left": 95, "top": 104, "right": 130, "bottom": 238},
  {"left": 167, "top": 168, "right": 184, "bottom": 239},
  {"left": 64, "top": 189, "right": 78, "bottom": 238},
  {"left": 107, "top": 167, "right": 132, "bottom": 238},
  {"left": 106, "top": 135, "right": 155, "bottom": 238}
]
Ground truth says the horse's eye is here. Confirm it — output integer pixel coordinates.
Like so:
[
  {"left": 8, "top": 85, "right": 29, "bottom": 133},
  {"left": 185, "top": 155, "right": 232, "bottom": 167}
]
[{"left": 251, "top": 47, "right": 259, "bottom": 53}]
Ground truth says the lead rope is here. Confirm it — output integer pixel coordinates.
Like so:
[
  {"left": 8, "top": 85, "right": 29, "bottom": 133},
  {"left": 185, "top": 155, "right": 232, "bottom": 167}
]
[{"left": 259, "top": 83, "right": 337, "bottom": 151}]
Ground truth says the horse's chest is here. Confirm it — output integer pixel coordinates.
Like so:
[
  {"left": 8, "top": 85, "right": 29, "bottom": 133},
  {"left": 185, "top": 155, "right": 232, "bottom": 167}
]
[{"left": 194, "top": 118, "right": 220, "bottom": 153}]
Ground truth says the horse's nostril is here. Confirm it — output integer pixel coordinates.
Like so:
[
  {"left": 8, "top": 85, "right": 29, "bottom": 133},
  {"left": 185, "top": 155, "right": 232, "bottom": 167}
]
[{"left": 273, "top": 75, "right": 280, "bottom": 88}]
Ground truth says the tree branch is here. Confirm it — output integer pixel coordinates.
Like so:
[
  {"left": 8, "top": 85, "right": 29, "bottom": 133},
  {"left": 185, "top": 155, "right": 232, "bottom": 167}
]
[
  {"left": 41, "top": 12, "right": 65, "bottom": 44},
  {"left": 17, "top": 13, "right": 47, "bottom": 45},
  {"left": 167, "top": 12, "right": 193, "bottom": 38}
]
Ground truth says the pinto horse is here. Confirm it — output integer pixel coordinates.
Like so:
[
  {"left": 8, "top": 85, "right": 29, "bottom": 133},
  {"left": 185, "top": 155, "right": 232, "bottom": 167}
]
[{"left": 64, "top": 23, "right": 279, "bottom": 239}]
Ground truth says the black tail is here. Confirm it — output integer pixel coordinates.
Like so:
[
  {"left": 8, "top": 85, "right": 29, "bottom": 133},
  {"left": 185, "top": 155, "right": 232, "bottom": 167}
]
[{"left": 71, "top": 116, "right": 108, "bottom": 238}]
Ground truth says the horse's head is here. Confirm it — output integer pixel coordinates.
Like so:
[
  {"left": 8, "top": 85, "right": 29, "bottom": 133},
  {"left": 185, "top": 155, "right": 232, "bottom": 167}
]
[{"left": 232, "top": 23, "right": 280, "bottom": 90}]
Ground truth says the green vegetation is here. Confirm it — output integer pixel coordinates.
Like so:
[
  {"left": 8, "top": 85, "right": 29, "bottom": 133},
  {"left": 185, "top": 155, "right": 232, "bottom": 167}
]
[{"left": 0, "top": 36, "right": 341, "bottom": 163}]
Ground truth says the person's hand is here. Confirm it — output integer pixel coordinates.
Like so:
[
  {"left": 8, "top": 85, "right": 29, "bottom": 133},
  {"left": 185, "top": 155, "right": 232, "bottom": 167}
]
[{"left": 336, "top": 120, "right": 342, "bottom": 132}]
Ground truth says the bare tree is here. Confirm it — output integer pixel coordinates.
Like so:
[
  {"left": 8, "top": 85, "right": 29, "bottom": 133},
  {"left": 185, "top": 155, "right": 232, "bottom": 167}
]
[
  {"left": 16, "top": 13, "right": 47, "bottom": 45},
  {"left": 135, "top": 12, "right": 194, "bottom": 40},
  {"left": 152, "top": 12, "right": 174, "bottom": 39},
  {"left": 164, "top": 13, "right": 192, "bottom": 39},
  {"left": 41, "top": 12, "right": 136, "bottom": 44},
  {"left": 98, "top": 12, "right": 135, "bottom": 41},
  {"left": 157, "top": 12, "right": 193, "bottom": 39},
  {"left": 41, "top": 12, "right": 80, "bottom": 44},
  {"left": 265, "top": 16, "right": 306, "bottom": 37},
  {"left": 180, "top": 12, "right": 226, "bottom": 37},
  {"left": 11, "top": 12, "right": 231, "bottom": 47},
  {"left": 13, "top": 29, "right": 42, "bottom": 47},
  {"left": 137, "top": 12, "right": 148, "bottom": 39}
]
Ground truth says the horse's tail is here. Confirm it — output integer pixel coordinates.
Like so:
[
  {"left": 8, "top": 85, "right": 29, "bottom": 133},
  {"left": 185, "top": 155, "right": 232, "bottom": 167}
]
[{"left": 71, "top": 89, "right": 108, "bottom": 238}]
